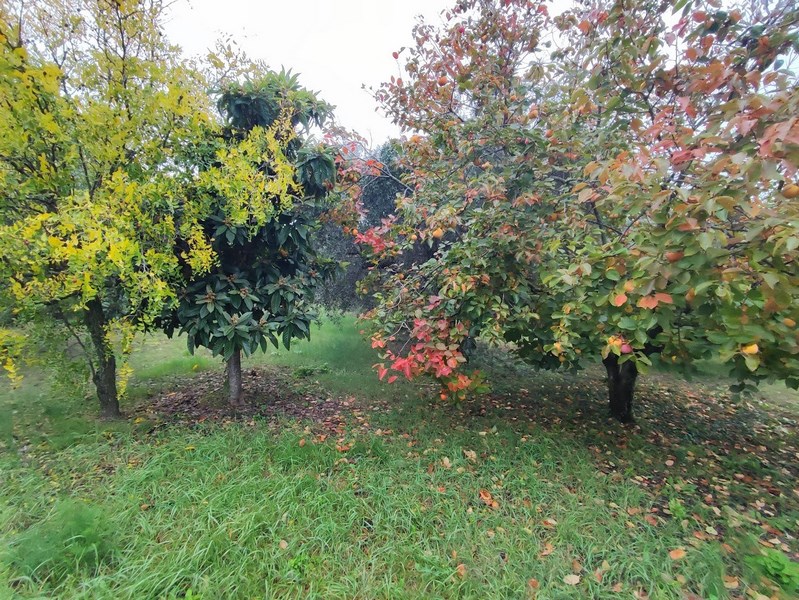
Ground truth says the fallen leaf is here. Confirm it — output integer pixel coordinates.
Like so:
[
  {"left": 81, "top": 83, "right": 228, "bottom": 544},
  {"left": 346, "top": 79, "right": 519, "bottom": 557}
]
[
  {"left": 279, "top": 539, "right": 288, "bottom": 550},
  {"left": 669, "top": 548, "right": 686, "bottom": 560},
  {"left": 456, "top": 563, "right": 467, "bottom": 578},
  {"left": 442, "top": 457, "right": 452, "bottom": 469},
  {"left": 528, "top": 578, "right": 540, "bottom": 589},
  {"left": 539, "top": 542, "right": 554, "bottom": 557},
  {"left": 542, "top": 518, "right": 558, "bottom": 528},
  {"left": 479, "top": 489, "right": 499, "bottom": 509},
  {"left": 722, "top": 576, "right": 738, "bottom": 590},
  {"left": 298, "top": 438, "right": 306, "bottom": 447},
  {"left": 563, "top": 574, "right": 581, "bottom": 585},
  {"left": 463, "top": 449, "right": 477, "bottom": 462}
]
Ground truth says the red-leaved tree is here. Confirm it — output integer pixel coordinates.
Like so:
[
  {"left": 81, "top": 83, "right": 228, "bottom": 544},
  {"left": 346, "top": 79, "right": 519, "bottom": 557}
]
[{"left": 342, "top": 0, "right": 799, "bottom": 422}]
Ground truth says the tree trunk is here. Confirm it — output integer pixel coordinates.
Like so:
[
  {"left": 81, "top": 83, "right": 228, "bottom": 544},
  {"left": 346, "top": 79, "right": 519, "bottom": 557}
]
[
  {"left": 84, "top": 298, "right": 121, "bottom": 418},
  {"left": 602, "top": 354, "right": 637, "bottom": 423},
  {"left": 226, "top": 348, "right": 243, "bottom": 406}
]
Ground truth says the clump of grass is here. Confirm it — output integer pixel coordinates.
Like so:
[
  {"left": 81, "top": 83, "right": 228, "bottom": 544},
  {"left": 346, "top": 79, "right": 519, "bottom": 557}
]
[
  {"left": 292, "top": 363, "right": 331, "bottom": 378},
  {"left": 4, "top": 499, "right": 116, "bottom": 585}
]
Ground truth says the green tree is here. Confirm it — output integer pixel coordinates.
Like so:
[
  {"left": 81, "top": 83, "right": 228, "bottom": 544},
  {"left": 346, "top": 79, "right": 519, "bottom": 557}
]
[
  {"left": 349, "top": 0, "right": 799, "bottom": 421},
  {"left": 0, "top": 0, "right": 209, "bottom": 416},
  {"left": 164, "top": 71, "right": 339, "bottom": 406}
]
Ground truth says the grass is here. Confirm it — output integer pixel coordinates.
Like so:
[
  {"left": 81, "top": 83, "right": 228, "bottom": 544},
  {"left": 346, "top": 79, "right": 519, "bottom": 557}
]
[{"left": 1, "top": 315, "right": 798, "bottom": 599}]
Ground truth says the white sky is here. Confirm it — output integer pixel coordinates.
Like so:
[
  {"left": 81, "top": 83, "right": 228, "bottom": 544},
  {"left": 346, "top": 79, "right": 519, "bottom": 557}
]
[{"left": 163, "top": 0, "right": 453, "bottom": 145}]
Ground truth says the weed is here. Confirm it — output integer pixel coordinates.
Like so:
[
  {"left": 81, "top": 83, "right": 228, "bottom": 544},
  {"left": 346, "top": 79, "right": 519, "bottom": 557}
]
[{"left": 747, "top": 548, "right": 799, "bottom": 593}]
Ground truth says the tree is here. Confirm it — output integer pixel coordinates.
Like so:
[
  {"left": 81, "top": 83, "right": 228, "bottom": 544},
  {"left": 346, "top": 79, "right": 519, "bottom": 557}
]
[
  {"left": 163, "top": 71, "right": 339, "bottom": 406},
  {"left": 0, "top": 0, "right": 209, "bottom": 417},
  {"left": 317, "top": 140, "right": 411, "bottom": 312},
  {"left": 349, "top": 0, "right": 799, "bottom": 421}
]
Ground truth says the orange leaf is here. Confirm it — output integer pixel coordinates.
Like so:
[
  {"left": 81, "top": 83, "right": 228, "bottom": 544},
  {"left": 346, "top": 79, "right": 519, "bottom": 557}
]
[
  {"left": 539, "top": 542, "right": 554, "bottom": 557},
  {"left": 654, "top": 292, "right": 673, "bottom": 305},
  {"left": 478, "top": 489, "right": 498, "bottom": 508},
  {"left": 456, "top": 563, "right": 467, "bottom": 578},
  {"left": 669, "top": 548, "right": 687, "bottom": 560},
  {"left": 637, "top": 296, "right": 659, "bottom": 310},
  {"left": 612, "top": 293, "right": 628, "bottom": 307}
]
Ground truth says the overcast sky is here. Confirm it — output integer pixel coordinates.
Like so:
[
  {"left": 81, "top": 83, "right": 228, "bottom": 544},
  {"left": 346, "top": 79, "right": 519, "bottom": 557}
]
[{"left": 163, "top": 0, "right": 453, "bottom": 145}]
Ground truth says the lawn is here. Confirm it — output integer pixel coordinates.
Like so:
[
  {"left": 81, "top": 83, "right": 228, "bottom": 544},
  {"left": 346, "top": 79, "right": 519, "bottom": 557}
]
[{"left": 1, "top": 316, "right": 798, "bottom": 599}]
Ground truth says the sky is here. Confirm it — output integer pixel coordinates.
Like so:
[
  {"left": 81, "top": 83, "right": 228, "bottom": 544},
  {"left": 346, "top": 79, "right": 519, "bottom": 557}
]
[{"left": 163, "top": 0, "right": 453, "bottom": 145}]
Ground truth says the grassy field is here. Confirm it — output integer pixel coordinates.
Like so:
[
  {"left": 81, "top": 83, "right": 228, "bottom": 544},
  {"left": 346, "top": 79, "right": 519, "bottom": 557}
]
[{"left": 1, "top": 316, "right": 798, "bottom": 599}]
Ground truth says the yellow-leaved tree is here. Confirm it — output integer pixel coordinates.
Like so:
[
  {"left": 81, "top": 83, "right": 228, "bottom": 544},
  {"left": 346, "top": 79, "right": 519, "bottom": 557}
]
[{"left": 0, "top": 0, "right": 213, "bottom": 416}]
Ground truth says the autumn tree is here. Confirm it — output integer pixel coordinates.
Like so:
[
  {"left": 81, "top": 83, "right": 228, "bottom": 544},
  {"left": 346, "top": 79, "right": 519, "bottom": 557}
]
[
  {"left": 350, "top": 0, "right": 799, "bottom": 421},
  {"left": 0, "top": 0, "right": 209, "bottom": 416},
  {"left": 163, "top": 71, "right": 339, "bottom": 406}
]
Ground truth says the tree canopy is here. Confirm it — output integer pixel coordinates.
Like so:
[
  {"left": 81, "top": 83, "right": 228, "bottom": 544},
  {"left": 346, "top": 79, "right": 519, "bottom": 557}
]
[
  {"left": 0, "top": 1, "right": 341, "bottom": 414},
  {"left": 0, "top": 0, "right": 210, "bottom": 416},
  {"left": 345, "top": 0, "right": 799, "bottom": 421},
  {"left": 162, "top": 70, "right": 339, "bottom": 406}
]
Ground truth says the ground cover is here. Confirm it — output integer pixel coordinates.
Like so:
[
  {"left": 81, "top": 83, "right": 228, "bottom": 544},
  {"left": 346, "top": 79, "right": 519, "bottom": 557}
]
[{"left": 1, "top": 317, "right": 797, "bottom": 599}]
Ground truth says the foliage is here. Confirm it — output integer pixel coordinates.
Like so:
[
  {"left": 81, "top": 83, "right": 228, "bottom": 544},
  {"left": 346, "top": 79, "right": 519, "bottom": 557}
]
[
  {"left": 346, "top": 0, "right": 799, "bottom": 413},
  {"left": 164, "top": 71, "right": 340, "bottom": 384},
  {"left": 0, "top": 0, "right": 212, "bottom": 414},
  {"left": 317, "top": 141, "right": 410, "bottom": 312},
  {"left": 747, "top": 548, "right": 799, "bottom": 592}
]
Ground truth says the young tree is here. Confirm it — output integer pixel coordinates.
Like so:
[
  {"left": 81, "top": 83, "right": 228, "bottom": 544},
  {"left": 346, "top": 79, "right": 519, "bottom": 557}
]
[
  {"left": 0, "top": 0, "right": 209, "bottom": 416},
  {"left": 350, "top": 0, "right": 799, "bottom": 421},
  {"left": 163, "top": 71, "right": 339, "bottom": 406}
]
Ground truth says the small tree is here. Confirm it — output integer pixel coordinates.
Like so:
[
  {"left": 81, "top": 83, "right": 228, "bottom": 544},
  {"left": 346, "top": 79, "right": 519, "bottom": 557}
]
[
  {"left": 164, "top": 71, "right": 339, "bottom": 406},
  {"left": 0, "top": 0, "right": 209, "bottom": 416},
  {"left": 350, "top": 0, "right": 799, "bottom": 421}
]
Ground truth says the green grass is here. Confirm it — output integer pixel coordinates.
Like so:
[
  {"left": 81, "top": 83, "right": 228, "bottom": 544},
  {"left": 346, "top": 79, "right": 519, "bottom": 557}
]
[
  {"left": 1, "top": 315, "right": 797, "bottom": 599},
  {"left": 0, "top": 420, "right": 736, "bottom": 599}
]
